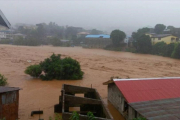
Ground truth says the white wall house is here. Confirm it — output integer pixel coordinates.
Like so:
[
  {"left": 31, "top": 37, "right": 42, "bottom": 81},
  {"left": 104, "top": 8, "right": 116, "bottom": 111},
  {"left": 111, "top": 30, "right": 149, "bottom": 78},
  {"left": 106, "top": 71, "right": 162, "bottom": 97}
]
[{"left": 0, "top": 31, "right": 6, "bottom": 39}]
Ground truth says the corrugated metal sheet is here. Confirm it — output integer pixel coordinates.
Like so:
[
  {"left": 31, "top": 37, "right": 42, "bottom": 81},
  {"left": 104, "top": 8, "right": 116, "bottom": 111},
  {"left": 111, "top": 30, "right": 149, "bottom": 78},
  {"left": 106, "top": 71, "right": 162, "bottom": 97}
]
[
  {"left": 0, "top": 87, "right": 20, "bottom": 93},
  {"left": 85, "top": 34, "right": 110, "bottom": 38},
  {"left": 114, "top": 77, "right": 180, "bottom": 103},
  {"left": 130, "top": 98, "right": 180, "bottom": 120},
  {"left": 0, "top": 10, "right": 11, "bottom": 28}
]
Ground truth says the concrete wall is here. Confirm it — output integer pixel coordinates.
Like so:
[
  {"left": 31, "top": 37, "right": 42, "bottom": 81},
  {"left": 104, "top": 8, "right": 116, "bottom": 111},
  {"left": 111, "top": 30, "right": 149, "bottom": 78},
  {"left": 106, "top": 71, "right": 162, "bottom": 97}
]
[{"left": 108, "top": 83, "right": 139, "bottom": 120}]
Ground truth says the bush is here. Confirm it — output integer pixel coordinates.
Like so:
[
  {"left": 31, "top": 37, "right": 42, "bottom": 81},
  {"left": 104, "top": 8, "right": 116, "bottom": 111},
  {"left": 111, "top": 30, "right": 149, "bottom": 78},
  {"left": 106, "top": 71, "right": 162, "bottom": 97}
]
[
  {"left": 25, "top": 65, "right": 42, "bottom": 78},
  {"left": 49, "top": 37, "right": 62, "bottom": 46},
  {"left": 171, "top": 43, "right": 180, "bottom": 59},
  {"left": 39, "top": 54, "right": 83, "bottom": 80},
  {"left": 164, "top": 43, "right": 175, "bottom": 57},
  {"left": 24, "top": 37, "right": 41, "bottom": 46},
  {"left": 0, "top": 74, "right": 7, "bottom": 86},
  {"left": 61, "top": 57, "right": 84, "bottom": 80},
  {"left": 133, "top": 117, "right": 146, "bottom": 120},
  {"left": 13, "top": 36, "right": 25, "bottom": 45},
  {"left": 25, "top": 54, "right": 84, "bottom": 80},
  {"left": 0, "top": 39, "right": 13, "bottom": 44},
  {"left": 40, "top": 54, "right": 62, "bottom": 80},
  {"left": 152, "top": 42, "right": 166, "bottom": 56}
]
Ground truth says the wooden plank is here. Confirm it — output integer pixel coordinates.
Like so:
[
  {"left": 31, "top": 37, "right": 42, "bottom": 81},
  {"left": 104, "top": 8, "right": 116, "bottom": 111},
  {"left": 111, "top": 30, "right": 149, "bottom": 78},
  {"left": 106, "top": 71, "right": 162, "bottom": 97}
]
[
  {"left": 63, "top": 84, "right": 95, "bottom": 93},
  {"left": 64, "top": 94, "right": 101, "bottom": 105},
  {"left": 95, "top": 89, "right": 113, "bottom": 119}
]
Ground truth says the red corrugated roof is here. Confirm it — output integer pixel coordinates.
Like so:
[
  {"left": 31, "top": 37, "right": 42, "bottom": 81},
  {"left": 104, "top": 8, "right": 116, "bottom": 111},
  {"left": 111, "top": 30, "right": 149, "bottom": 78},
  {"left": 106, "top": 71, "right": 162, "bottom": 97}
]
[{"left": 114, "top": 77, "right": 180, "bottom": 103}]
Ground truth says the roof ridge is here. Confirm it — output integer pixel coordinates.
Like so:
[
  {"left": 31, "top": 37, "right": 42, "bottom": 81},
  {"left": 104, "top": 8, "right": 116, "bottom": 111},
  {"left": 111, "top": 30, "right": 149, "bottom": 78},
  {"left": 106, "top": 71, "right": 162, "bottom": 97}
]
[{"left": 113, "top": 77, "right": 180, "bottom": 81}]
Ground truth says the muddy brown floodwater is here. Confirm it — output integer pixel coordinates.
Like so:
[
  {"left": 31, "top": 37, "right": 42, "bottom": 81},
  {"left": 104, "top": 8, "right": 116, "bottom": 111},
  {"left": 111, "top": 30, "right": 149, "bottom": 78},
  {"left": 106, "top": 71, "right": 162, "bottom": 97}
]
[{"left": 1, "top": 45, "right": 180, "bottom": 120}]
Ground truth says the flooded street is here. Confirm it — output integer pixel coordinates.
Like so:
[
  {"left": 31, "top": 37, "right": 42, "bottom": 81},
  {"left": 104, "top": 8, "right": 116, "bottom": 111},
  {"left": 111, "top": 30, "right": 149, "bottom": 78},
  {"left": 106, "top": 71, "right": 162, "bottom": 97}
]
[{"left": 1, "top": 45, "right": 180, "bottom": 120}]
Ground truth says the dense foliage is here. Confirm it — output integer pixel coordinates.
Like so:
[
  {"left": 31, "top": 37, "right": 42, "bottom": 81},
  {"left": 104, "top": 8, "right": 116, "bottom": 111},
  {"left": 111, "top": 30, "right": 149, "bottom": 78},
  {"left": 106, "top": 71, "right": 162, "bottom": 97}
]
[
  {"left": 0, "top": 73, "right": 7, "bottom": 86},
  {"left": 70, "top": 111, "right": 95, "bottom": 120},
  {"left": 0, "top": 39, "right": 13, "bottom": 44},
  {"left": 25, "top": 54, "right": 84, "bottom": 80},
  {"left": 61, "top": 57, "right": 83, "bottom": 80},
  {"left": 152, "top": 42, "right": 166, "bottom": 56},
  {"left": 133, "top": 117, "right": 146, "bottom": 120},
  {"left": 132, "top": 27, "right": 150, "bottom": 40},
  {"left": 171, "top": 43, "right": 180, "bottom": 59},
  {"left": 154, "top": 24, "right": 166, "bottom": 34},
  {"left": 48, "top": 37, "right": 62, "bottom": 46},
  {"left": 136, "top": 35, "right": 152, "bottom": 54},
  {"left": 110, "top": 30, "right": 126, "bottom": 46},
  {"left": 164, "top": 43, "right": 175, "bottom": 57},
  {"left": 70, "top": 111, "right": 80, "bottom": 120},
  {"left": 25, "top": 65, "right": 42, "bottom": 78}
]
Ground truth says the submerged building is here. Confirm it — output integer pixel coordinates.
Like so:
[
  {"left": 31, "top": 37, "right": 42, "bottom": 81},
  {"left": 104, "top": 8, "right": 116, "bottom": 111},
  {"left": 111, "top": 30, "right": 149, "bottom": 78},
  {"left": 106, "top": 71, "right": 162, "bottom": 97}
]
[
  {"left": 54, "top": 84, "right": 113, "bottom": 120},
  {"left": 104, "top": 77, "right": 180, "bottom": 120}
]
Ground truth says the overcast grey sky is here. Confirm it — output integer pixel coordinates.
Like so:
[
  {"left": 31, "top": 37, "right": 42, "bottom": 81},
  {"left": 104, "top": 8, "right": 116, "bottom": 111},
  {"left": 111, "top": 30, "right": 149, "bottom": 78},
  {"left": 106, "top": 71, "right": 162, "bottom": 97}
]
[{"left": 0, "top": 0, "right": 180, "bottom": 35}]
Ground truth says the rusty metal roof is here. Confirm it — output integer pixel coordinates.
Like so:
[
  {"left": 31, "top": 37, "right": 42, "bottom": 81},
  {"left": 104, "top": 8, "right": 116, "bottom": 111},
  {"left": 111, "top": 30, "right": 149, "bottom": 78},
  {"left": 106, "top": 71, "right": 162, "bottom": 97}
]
[
  {"left": 0, "top": 87, "right": 20, "bottom": 93},
  {"left": 130, "top": 98, "right": 180, "bottom": 120},
  {"left": 114, "top": 77, "right": 180, "bottom": 103}
]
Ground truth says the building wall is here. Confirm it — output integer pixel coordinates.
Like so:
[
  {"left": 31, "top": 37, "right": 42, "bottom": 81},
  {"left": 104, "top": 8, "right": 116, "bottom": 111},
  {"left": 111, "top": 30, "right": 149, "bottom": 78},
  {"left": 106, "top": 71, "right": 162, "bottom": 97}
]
[
  {"left": 151, "top": 36, "right": 179, "bottom": 45},
  {"left": 0, "top": 91, "right": 19, "bottom": 120},
  {"left": 0, "top": 32, "right": 6, "bottom": 39},
  {"left": 83, "top": 38, "right": 111, "bottom": 48},
  {"left": 108, "top": 83, "right": 139, "bottom": 120}
]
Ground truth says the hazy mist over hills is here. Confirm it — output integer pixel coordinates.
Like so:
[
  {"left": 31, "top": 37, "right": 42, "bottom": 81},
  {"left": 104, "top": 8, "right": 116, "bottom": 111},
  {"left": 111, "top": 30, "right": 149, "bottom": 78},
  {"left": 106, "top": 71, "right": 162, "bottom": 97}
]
[{"left": 1, "top": 0, "right": 180, "bottom": 35}]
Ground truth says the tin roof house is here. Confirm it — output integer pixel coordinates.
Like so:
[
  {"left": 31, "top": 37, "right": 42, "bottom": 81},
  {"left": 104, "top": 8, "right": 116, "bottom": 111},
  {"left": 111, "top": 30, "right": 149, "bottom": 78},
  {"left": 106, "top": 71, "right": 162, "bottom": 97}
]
[{"left": 104, "top": 77, "right": 180, "bottom": 120}]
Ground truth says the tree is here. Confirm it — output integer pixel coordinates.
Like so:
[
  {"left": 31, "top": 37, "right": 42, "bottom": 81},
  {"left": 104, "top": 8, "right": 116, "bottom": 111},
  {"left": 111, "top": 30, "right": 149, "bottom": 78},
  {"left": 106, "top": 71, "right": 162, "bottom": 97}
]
[
  {"left": 136, "top": 35, "right": 152, "bottom": 54},
  {"left": 110, "top": 30, "right": 126, "bottom": 46},
  {"left": 132, "top": 27, "right": 150, "bottom": 40},
  {"left": 167, "top": 25, "right": 175, "bottom": 31},
  {"left": 154, "top": 24, "right": 166, "bottom": 34},
  {"left": 171, "top": 43, "right": 180, "bottom": 59}
]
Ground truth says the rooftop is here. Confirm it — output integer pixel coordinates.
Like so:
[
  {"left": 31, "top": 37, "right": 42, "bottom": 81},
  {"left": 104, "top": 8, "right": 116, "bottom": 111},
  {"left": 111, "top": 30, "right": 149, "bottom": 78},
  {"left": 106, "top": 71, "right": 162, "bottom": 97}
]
[
  {"left": 0, "top": 86, "right": 21, "bottom": 93},
  {"left": 151, "top": 34, "right": 172, "bottom": 38},
  {"left": 130, "top": 97, "right": 180, "bottom": 120},
  {"left": 85, "top": 34, "right": 110, "bottom": 38},
  {"left": 113, "top": 77, "right": 180, "bottom": 103},
  {"left": 0, "top": 10, "right": 11, "bottom": 29}
]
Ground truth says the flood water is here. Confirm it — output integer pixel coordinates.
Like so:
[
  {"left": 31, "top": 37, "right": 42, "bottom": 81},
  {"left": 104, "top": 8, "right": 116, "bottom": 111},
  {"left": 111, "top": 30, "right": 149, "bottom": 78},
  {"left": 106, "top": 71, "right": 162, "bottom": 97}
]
[{"left": 1, "top": 45, "right": 180, "bottom": 119}]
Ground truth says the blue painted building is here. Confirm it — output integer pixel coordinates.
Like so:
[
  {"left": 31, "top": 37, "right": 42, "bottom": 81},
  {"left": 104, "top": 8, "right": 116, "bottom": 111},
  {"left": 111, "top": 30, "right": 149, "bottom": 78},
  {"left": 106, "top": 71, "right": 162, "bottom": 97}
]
[
  {"left": 83, "top": 34, "right": 111, "bottom": 48},
  {"left": 85, "top": 34, "right": 110, "bottom": 39}
]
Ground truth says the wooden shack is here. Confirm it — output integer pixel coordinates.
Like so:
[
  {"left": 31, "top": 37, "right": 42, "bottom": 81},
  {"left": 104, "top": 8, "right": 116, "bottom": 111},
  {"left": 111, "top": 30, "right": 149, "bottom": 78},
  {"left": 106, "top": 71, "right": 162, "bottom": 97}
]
[
  {"left": 54, "top": 84, "right": 113, "bottom": 120},
  {"left": 0, "top": 87, "right": 20, "bottom": 120}
]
